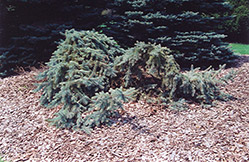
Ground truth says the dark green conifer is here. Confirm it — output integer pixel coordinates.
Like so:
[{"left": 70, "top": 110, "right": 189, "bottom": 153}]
[
  {"left": 224, "top": 0, "right": 249, "bottom": 43},
  {"left": 0, "top": 0, "right": 109, "bottom": 77},
  {"left": 101, "top": 0, "right": 238, "bottom": 67}
]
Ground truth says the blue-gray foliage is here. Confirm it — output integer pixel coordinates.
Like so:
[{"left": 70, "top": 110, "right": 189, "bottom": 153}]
[
  {"left": 35, "top": 29, "right": 234, "bottom": 133},
  {"left": 101, "top": 0, "right": 238, "bottom": 67},
  {"left": 34, "top": 29, "right": 135, "bottom": 133}
]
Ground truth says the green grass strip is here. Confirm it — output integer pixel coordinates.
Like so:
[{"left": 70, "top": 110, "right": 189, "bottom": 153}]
[{"left": 229, "top": 43, "right": 249, "bottom": 55}]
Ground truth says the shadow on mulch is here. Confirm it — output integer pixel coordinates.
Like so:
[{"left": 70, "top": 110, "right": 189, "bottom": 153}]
[
  {"left": 229, "top": 55, "right": 249, "bottom": 68},
  {"left": 108, "top": 113, "right": 154, "bottom": 136}
]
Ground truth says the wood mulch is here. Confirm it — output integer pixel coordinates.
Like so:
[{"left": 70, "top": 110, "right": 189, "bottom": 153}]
[{"left": 0, "top": 56, "right": 249, "bottom": 161}]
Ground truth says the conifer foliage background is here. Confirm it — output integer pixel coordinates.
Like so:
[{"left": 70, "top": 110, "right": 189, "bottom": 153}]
[
  {"left": 0, "top": 0, "right": 108, "bottom": 77},
  {"left": 224, "top": 0, "right": 249, "bottom": 43},
  {"left": 0, "top": 0, "right": 239, "bottom": 77},
  {"left": 101, "top": 0, "right": 237, "bottom": 67}
]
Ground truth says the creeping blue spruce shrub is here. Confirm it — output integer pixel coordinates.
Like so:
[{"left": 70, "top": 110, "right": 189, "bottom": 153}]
[
  {"left": 34, "top": 29, "right": 135, "bottom": 133},
  {"left": 168, "top": 65, "right": 235, "bottom": 108},
  {"left": 115, "top": 42, "right": 234, "bottom": 108},
  {"left": 115, "top": 42, "right": 180, "bottom": 95},
  {"left": 35, "top": 30, "right": 234, "bottom": 133}
]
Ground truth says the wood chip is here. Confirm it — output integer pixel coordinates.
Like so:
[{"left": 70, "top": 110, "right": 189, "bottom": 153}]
[{"left": 0, "top": 56, "right": 249, "bottom": 161}]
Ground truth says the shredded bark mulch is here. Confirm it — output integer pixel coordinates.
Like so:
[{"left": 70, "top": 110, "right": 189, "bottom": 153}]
[{"left": 0, "top": 56, "right": 249, "bottom": 161}]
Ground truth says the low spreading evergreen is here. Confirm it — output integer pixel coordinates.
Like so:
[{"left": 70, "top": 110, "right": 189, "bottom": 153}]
[
  {"left": 35, "top": 30, "right": 234, "bottom": 133},
  {"left": 115, "top": 42, "right": 234, "bottom": 108},
  {"left": 34, "top": 29, "right": 135, "bottom": 133}
]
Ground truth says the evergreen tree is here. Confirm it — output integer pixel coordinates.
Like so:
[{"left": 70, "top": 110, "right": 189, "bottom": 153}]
[
  {"left": 224, "top": 0, "right": 249, "bottom": 43},
  {"left": 101, "top": 0, "right": 238, "bottom": 68},
  {"left": 0, "top": 0, "right": 109, "bottom": 77}
]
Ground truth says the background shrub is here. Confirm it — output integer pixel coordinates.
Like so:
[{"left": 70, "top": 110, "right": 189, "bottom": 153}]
[
  {"left": 0, "top": 0, "right": 239, "bottom": 78},
  {"left": 223, "top": 0, "right": 249, "bottom": 43},
  {"left": 100, "top": 0, "right": 237, "bottom": 68},
  {"left": 0, "top": 0, "right": 109, "bottom": 77}
]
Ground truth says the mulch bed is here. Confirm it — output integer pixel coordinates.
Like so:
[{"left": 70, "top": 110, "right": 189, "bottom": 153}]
[{"left": 0, "top": 56, "right": 249, "bottom": 161}]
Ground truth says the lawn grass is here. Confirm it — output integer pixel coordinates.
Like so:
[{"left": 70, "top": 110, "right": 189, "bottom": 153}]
[{"left": 229, "top": 43, "right": 249, "bottom": 55}]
